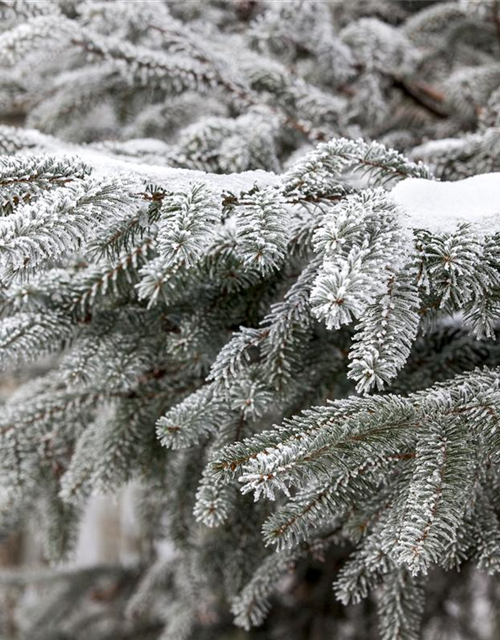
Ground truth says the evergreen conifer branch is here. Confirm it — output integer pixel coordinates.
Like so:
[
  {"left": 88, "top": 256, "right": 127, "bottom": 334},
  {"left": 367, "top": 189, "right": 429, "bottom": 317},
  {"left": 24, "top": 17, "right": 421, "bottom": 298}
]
[{"left": 1, "top": 3, "right": 500, "bottom": 635}]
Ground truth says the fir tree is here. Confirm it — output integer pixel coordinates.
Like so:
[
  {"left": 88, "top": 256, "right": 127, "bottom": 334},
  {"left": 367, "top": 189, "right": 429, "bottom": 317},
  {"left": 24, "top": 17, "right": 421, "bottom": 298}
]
[{"left": 1, "top": 2, "right": 500, "bottom": 639}]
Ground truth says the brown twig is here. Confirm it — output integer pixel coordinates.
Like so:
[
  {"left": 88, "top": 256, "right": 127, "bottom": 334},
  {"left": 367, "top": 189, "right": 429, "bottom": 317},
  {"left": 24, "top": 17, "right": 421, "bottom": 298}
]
[
  {"left": 393, "top": 78, "right": 448, "bottom": 119},
  {"left": 494, "top": 0, "right": 500, "bottom": 44}
]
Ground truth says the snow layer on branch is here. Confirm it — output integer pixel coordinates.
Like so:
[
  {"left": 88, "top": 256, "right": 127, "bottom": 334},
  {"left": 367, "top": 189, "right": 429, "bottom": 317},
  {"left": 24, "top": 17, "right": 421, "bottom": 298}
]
[
  {"left": 72, "top": 148, "right": 279, "bottom": 193},
  {"left": 391, "top": 173, "right": 500, "bottom": 235},
  {"left": 12, "top": 127, "right": 279, "bottom": 193}
]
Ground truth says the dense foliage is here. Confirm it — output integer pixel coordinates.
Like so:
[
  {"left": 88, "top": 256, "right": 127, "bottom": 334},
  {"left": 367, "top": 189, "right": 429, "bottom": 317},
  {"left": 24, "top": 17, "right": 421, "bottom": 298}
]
[{"left": 1, "top": 1, "right": 500, "bottom": 639}]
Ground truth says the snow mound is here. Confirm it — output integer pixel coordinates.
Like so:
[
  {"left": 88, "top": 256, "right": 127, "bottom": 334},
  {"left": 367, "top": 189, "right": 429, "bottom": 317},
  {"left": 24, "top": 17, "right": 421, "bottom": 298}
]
[
  {"left": 83, "top": 148, "right": 279, "bottom": 193},
  {"left": 13, "top": 126, "right": 280, "bottom": 194},
  {"left": 391, "top": 173, "right": 500, "bottom": 235}
]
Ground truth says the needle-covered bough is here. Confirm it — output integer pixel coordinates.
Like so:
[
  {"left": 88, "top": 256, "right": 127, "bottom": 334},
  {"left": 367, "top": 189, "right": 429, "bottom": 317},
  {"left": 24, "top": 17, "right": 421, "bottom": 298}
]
[
  {"left": 1, "top": 1, "right": 500, "bottom": 638},
  {"left": 0, "top": 131, "right": 500, "bottom": 639}
]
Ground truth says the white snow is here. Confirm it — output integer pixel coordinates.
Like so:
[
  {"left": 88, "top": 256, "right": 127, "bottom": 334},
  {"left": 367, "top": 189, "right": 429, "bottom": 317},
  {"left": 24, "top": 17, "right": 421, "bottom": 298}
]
[
  {"left": 14, "top": 126, "right": 280, "bottom": 193},
  {"left": 78, "top": 147, "right": 280, "bottom": 193},
  {"left": 391, "top": 173, "right": 500, "bottom": 235},
  {"left": 412, "top": 136, "right": 470, "bottom": 157},
  {"left": 12, "top": 126, "right": 500, "bottom": 232}
]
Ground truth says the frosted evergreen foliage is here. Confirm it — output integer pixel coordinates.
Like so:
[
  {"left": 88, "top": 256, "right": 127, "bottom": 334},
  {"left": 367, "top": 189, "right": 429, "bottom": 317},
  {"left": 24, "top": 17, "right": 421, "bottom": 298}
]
[{"left": 1, "top": 2, "right": 500, "bottom": 640}]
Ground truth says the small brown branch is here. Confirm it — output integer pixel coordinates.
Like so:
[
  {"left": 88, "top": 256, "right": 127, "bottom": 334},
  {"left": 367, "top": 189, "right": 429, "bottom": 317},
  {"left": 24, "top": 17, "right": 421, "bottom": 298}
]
[
  {"left": 494, "top": 0, "right": 500, "bottom": 44},
  {"left": 393, "top": 78, "right": 448, "bottom": 119}
]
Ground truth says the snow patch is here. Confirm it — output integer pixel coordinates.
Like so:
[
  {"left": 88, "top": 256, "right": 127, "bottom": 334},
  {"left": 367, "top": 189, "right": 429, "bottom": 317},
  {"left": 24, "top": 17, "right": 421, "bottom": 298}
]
[
  {"left": 14, "top": 126, "right": 280, "bottom": 194},
  {"left": 391, "top": 173, "right": 500, "bottom": 235},
  {"left": 80, "top": 147, "right": 280, "bottom": 193},
  {"left": 412, "top": 136, "right": 470, "bottom": 157}
]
